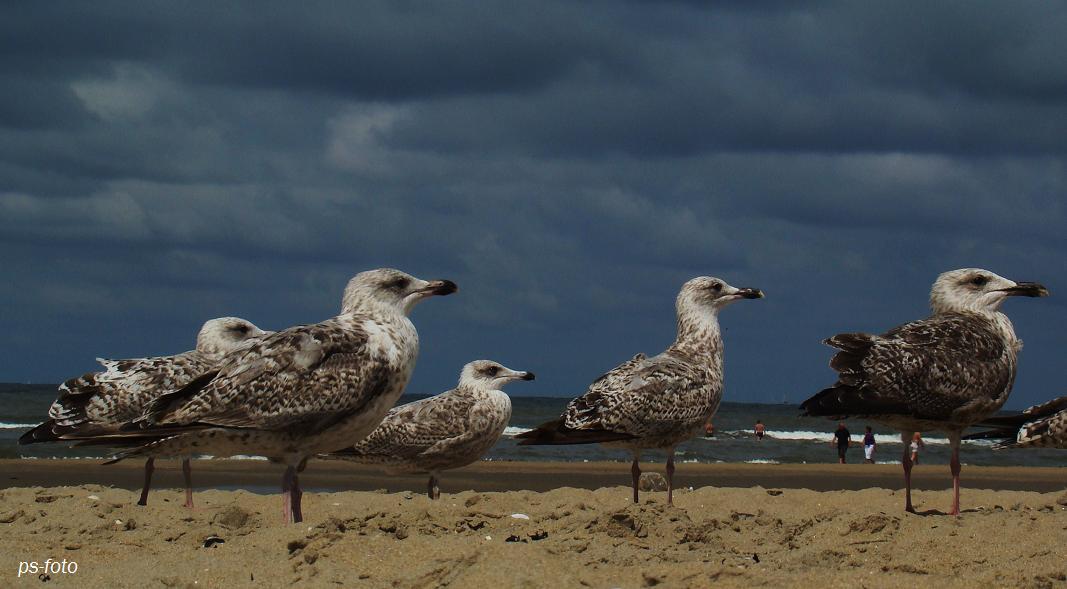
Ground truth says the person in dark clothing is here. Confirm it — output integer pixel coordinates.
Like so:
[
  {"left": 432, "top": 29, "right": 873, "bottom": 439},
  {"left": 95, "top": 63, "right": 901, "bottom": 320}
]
[{"left": 831, "top": 422, "right": 852, "bottom": 463}]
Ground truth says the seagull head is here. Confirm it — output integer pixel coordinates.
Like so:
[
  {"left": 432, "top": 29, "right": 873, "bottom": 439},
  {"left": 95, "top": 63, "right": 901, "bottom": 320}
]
[
  {"left": 342, "top": 268, "right": 458, "bottom": 315},
  {"left": 930, "top": 268, "right": 1049, "bottom": 314},
  {"left": 459, "top": 360, "right": 535, "bottom": 389},
  {"left": 196, "top": 317, "right": 270, "bottom": 358},
  {"left": 677, "top": 276, "right": 764, "bottom": 315}
]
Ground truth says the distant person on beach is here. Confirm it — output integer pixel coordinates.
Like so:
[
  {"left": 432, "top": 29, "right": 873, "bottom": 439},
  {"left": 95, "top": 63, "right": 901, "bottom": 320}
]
[
  {"left": 831, "top": 422, "right": 851, "bottom": 463},
  {"left": 910, "top": 432, "right": 925, "bottom": 464},
  {"left": 754, "top": 420, "right": 765, "bottom": 441},
  {"left": 704, "top": 419, "right": 715, "bottom": 438},
  {"left": 863, "top": 426, "right": 876, "bottom": 463}
]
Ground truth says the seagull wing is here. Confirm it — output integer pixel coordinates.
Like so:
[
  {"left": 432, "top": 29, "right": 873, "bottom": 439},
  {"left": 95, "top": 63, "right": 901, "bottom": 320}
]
[
  {"left": 20, "top": 351, "right": 211, "bottom": 444},
  {"left": 518, "top": 351, "right": 711, "bottom": 445},
  {"left": 140, "top": 317, "right": 391, "bottom": 432},
  {"left": 965, "top": 395, "right": 1067, "bottom": 448},
  {"left": 803, "top": 313, "right": 1014, "bottom": 422},
  {"left": 567, "top": 352, "right": 712, "bottom": 436},
  {"left": 330, "top": 391, "right": 480, "bottom": 462}
]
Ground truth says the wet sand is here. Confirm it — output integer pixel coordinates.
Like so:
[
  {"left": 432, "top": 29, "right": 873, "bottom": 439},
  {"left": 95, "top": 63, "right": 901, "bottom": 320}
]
[
  {"left": 4, "top": 458, "right": 1067, "bottom": 494},
  {"left": 1, "top": 460, "right": 1065, "bottom": 587}
]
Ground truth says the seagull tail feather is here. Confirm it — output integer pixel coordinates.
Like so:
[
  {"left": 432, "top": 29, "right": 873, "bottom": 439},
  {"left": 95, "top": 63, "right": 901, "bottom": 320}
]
[
  {"left": 515, "top": 419, "right": 636, "bottom": 446},
  {"left": 90, "top": 431, "right": 189, "bottom": 464},
  {"left": 799, "top": 384, "right": 911, "bottom": 419},
  {"left": 18, "top": 421, "right": 61, "bottom": 445}
]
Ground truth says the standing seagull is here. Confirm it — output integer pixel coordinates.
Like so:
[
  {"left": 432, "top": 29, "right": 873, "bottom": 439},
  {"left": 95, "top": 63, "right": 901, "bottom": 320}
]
[
  {"left": 801, "top": 268, "right": 1048, "bottom": 515},
  {"left": 324, "top": 360, "right": 534, "bottom": 499},
  {"left": 965, "top": 396, "right": 1067, "bottom": 449},
  {"left": 19, "top": 317, "right": 269, "bottom": 507},
  {"left": 115, "top": 268, "right": 456, "bottom": 523},
  {"left": 517, "top": 277, "right": 763, "bottom": 505}
]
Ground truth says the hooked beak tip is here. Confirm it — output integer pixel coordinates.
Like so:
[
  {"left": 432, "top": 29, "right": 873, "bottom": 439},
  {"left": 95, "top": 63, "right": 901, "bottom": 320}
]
[
  {"left": 1002, "top": 282, "right": 1049, "bottom": 298},
  {"left": 424, "top": 279, "right": 458, "bottom": 296}
]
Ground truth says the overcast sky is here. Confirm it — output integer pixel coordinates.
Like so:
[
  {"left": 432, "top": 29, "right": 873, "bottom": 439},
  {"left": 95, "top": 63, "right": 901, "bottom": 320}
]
[{"left": 1, "top": 1, "right": 1065, "bottom": 407}]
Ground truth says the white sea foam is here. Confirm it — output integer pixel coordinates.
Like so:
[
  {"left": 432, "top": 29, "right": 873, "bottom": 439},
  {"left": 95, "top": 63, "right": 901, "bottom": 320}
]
[
  {"left": 19, "top": 455, "right": 108, "bottom": 460},
  {"left": 200, "top": 455, "right": 269, "bottom": 461},
  {"left": 506, "top": 426, "right": 973, "bottom": 446},
  {"left": 744, "top": 459, "right": 781, "bottom": 464},
  {"left": 17, "top": 454, "right": 275, "bottom": 461},
  {"left": 0, "top": 422, "right": 36, "bottom": 429},
  {"left": 729, "top": 429, "right": 963, "bottom": 445}
]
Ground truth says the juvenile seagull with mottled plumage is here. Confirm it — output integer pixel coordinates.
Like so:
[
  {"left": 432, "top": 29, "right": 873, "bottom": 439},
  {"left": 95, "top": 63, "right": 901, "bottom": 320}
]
[
  {"left": 965, "top": 395, "right": 1067, "bottom": 449},
  {"left": 19, "top": 317, "right": 269, "bottom": 508},
  {"left": 517, "top": 276, "right": 763, "bottom": 505},
  {"left": 111, "top": 268, "right": 457, "bottom": 524},
  {"left": 802, "top": 268, "right": 1049, "bottom": 515},
  {"left": 323, "top": 360, "right": 534, "bottom": 499}
]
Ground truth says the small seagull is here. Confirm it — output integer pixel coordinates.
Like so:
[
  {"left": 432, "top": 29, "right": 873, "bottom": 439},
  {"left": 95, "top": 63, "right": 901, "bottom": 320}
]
[
  {"left": 802, "top": 268, "right": 1049, "bottom": 515},
  {"left": 324, "top": 360, "right": 534, "bottom": 499},
  {"left": 517, "top": 276, "right": 763, "bottom": 505},
  {"left": 19, "top": 317, "right": 269, "bottom": 507}
]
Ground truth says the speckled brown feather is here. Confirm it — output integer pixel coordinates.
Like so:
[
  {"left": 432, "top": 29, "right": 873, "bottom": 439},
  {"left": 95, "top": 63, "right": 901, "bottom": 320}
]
[
  {"left": 325, "top": 384, "right": 511, "bottom": 473},
  {"left": 21, "top": 317, "right": 268, "bottom": 445},
  {"left": 802, "top": 312, "right": 1017, "bottom": 430},
  {"left": 142, "top": 317, "right": 398, "bottom": 432}
]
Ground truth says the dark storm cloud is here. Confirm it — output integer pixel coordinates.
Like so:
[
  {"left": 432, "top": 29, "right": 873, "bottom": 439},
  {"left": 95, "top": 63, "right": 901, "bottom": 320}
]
[
  {"left": 1, "top": 1, "right": 1065, "bottom": 407},
  {"left": 0, "top": 1, "right": 619, "bottom": 99}
]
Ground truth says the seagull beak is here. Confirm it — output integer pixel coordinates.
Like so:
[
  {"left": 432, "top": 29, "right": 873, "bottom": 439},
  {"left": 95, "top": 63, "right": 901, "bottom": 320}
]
[
  {"left": 1000, "top": 282, "right": 1049, "bottom": 297},
  {"left": 418, "top": 279, "right": 458, "bottom": 296},
  {"left": 518, "top": 371, "right": 535, "bottom": 381},
  {"left": 735, "top": 287, "right": 764, "bottom": 299}
]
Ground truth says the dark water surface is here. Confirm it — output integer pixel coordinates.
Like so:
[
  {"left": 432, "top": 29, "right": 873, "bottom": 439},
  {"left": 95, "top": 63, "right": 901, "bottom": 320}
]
[{"left": 2, "top": 384, "right": 1062, "bottom": 467}]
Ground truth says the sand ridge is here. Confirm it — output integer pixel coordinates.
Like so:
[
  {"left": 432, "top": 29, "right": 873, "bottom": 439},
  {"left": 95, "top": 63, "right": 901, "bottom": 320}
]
[{"left": 3, "top": 483, "right": 1067, "bottom": 588}]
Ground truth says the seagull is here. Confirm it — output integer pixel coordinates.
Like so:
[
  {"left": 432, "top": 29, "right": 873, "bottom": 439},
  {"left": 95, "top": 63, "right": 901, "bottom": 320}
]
[
  {"left": 18, "top": 317, "right": 269, "bottom": 507},
  {"left": 323, "top": 360, "right": 534, "bottom": 499},
  {"left": 517, "top": 277, "right": 763, "bottom": 504},
  {"left": 112, "top": 268, "right": 457, "bottom": 523},
  {"left": 965, "top": 395, "right": 1067, "bottom": 449},
  {"left": 801, "top": 268, "right": 1049, "bottom": 515}
]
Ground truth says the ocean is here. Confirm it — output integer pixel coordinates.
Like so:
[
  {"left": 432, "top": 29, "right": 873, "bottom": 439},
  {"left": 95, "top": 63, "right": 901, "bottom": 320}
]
[{"left": 2, "top": 383, "right": 1063, "bottom": 468}]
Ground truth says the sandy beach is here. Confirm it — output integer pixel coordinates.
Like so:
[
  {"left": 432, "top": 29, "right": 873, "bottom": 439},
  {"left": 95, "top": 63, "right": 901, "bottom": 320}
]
[{"left": 2, "top": 460, "right": 1066, "bottom": 588}]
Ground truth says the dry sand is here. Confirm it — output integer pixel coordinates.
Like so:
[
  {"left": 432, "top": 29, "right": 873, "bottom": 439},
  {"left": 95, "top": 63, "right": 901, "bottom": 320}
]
[{"left": 2, "top": 460, "right": 1066, "bottom": 588}]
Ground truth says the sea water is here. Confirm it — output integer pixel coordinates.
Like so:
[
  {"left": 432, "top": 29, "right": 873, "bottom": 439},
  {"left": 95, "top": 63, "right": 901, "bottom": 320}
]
[{"left": 2, "top": 384, "right": 1063, "bottom": 467}]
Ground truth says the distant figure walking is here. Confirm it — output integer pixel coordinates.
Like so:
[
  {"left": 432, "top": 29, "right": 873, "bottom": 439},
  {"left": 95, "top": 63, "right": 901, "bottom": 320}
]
[
  {"left": 754, "top": 420, "right": 765, "bottom": 441},
  {"left": 832, "top": 422, "right": 851, "bottom": 463},
  {"left": 910, "top": 432, "right": 925, "bottom": 464},
  {"left": 863, "top": 426, "right": 876, "bottom": 463},
  {"left": 704, "top": 419, "right": 715, "bottom": 438}
]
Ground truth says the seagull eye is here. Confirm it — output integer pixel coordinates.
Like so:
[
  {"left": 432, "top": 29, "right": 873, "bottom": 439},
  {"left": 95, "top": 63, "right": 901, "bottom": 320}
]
[
  {"left": 970, "top": 276, "right": 989, "bottom": 287},
  {"left": 486, "top": 366, "right": 500, "bottom": 376},
  {"left": 387, "top": 277, "right": 410, "bottom": 290},
  {"left": 234, "top": 325, "right": 250, "bottom": 334},
  {"left": 710, "top": 282, "right": 723, "bottom": 292}
]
